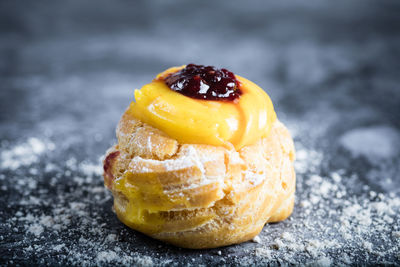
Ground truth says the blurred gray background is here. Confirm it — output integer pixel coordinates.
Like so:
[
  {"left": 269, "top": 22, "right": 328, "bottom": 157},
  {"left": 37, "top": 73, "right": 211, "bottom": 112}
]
[{"left": 1, "top": 0, "right": 400, "bottom": 266}]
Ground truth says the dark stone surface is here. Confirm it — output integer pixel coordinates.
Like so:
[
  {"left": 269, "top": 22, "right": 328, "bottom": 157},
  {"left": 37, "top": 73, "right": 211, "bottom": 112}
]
[{"left": 1, "top": 1, "right": 400, "bottom": 266}]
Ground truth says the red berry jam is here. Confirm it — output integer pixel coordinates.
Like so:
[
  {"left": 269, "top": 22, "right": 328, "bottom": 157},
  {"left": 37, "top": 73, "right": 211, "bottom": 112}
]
[
  {"left": 103, "top": 150, "right": 120, "bottom": 189},
  {"left": 164, "top": 64, "right": 242, "bottom": 101}
]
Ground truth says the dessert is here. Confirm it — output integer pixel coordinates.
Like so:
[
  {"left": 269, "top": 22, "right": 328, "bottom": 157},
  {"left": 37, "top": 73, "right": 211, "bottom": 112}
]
[{"left": 103, "top": 64, "right": 296, "bottom": 249}]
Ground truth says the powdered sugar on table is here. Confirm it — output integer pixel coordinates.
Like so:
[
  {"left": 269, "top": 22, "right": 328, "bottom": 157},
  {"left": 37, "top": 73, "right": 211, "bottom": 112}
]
[{"left": 1, "top": 129, "right": 399, "bottom": 266}]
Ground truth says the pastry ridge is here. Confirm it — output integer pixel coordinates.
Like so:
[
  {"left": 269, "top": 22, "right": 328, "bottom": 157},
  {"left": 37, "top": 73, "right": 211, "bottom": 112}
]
[{"left": 104, "top": 110, "right": 295, "bottom": 249}]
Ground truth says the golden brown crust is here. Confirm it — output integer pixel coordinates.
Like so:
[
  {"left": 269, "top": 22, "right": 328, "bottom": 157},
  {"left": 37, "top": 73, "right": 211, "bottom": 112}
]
[{"left": 103, "top": 110, "right": 296, "bottom": 249}]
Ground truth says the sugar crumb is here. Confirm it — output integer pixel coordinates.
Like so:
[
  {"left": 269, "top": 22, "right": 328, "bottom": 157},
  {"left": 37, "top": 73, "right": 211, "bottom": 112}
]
[{"left": 252, "top": 235, "right": 262, "bottom": 244}]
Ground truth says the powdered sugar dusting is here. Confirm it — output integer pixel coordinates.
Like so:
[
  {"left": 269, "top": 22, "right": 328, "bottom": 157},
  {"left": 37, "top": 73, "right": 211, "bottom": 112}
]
[
  {"left": 130, "top": 145, "right": 224, "bottom": 188},
  {"left": 0, "top": 138, "right": 55, "bottom": 170},
  {"left": 0, "top": 137, "right": 158, "bottom": 266},
  {"left": 252, "top": 235, "right": 262, "bottom": 244},
  {"left": 244, "top": 170, "right": 266, "bottom": 186},
  {"left": 2, "top": 132, "right": 398, "bottom": 266},
  {"left": 2, "top": 0, "right": 400, "bottom": 264},
  {"left": 340, "top": 126, "right": 400, "bottom": 160},
  {"left": 244, "top": 145, "right": 400, "bottom": 266}
]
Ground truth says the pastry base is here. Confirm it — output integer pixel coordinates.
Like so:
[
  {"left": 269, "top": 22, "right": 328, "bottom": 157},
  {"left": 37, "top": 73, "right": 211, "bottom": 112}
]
[{"left": 103, "top": 110, "right": 295, "bottom": 249}]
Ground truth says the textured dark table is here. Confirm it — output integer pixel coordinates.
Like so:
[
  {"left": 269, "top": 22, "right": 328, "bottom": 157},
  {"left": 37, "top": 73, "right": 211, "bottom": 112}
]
[{"left": 1, "top": 1, "right": 400, "bottom": 266}]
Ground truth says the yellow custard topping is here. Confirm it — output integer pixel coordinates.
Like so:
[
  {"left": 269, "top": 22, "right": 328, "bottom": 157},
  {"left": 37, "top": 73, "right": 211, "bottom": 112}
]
[{"left": 128, "top": 66, "right": 277, "bottom": 150}]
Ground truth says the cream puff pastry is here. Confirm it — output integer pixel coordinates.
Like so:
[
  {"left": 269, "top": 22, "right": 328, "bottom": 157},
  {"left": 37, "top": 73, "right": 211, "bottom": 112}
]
[{"left": 103, "top": 64, "right": 296, "bottom": 249}]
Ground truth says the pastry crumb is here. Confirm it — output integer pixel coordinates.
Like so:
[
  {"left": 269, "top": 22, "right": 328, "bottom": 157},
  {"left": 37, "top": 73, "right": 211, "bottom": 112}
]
[{"left": 252, "top": 235, "right": 262, "bottom": 244}]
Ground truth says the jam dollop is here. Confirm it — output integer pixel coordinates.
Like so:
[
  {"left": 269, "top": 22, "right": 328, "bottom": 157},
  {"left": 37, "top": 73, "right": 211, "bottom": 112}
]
[{"left": 164, "top": 64, "right": 242, "bottom": 101}]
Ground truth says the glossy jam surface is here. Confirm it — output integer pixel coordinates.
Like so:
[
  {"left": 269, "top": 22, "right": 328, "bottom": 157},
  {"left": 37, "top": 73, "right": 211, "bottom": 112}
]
[
  {"left": 163, "top": 64, "right": 242, "bottom": 101},
  {"left": 129, "top": 66, "right": 276, "bottom": 150}
]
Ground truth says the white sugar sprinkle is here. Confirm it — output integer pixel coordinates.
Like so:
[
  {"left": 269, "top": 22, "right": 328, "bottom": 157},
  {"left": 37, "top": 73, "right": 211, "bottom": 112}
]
[
  {"left": 1, "top": 136, "right": 399, "bottom": 266},
  {"left": 252, "top": 235, "right": 262, "bottom": 244},
  {"left": 0, "top": 138, "right": 55, "bottom": 170},
  {"left": 340, "top": 126, "right": 400, "bottom": 160}
]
